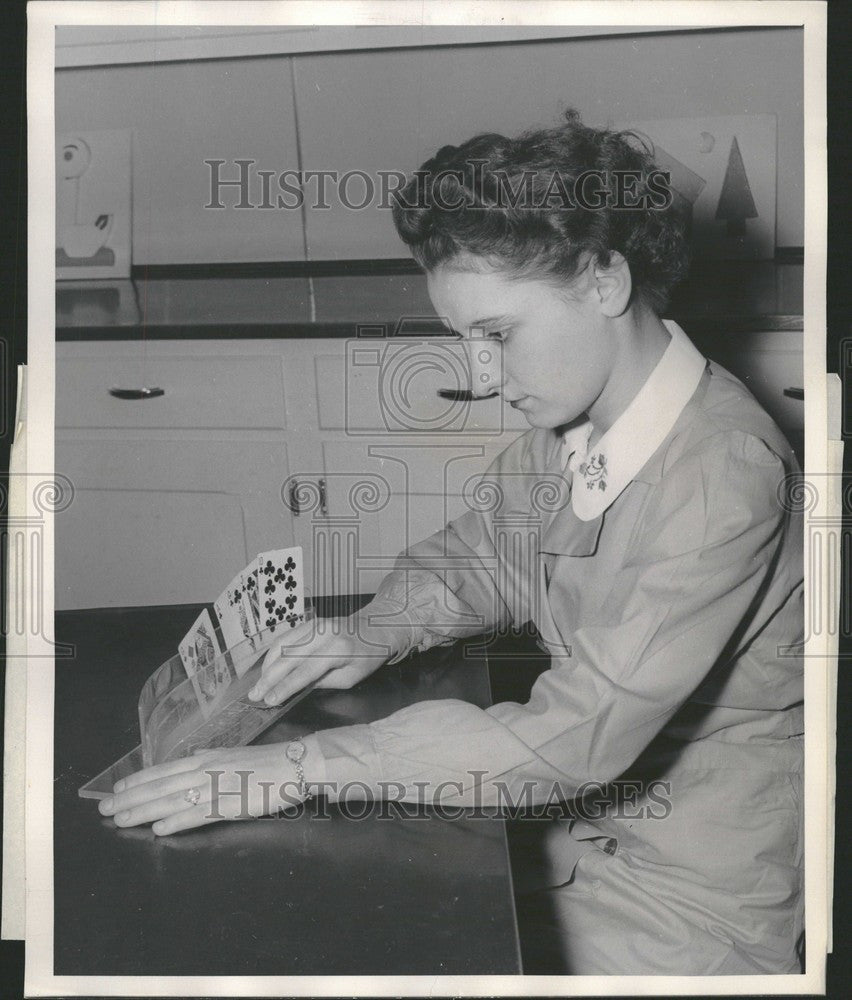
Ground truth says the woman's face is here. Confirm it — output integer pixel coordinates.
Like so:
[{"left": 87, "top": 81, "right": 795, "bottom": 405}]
[{"left": 426, "top": 263, "right": 617, "bottom": 429}]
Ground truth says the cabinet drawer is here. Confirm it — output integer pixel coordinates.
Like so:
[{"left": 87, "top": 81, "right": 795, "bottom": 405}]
[
  {"left": 55, "top": 436, "right": 296, "bottom": 610},
  {"left": 56, "top": 343, "right": 288, "bottom": 430},
  {"left": 314, "top": 343, "right": 529, "bottom": 435}
]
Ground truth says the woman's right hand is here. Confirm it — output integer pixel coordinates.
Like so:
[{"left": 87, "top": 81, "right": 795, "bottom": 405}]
[{"left": 248, "top": 610, "right": 403, "bottom": 706}]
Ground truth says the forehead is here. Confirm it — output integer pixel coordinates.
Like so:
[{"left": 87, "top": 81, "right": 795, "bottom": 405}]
[{"left": 427, "top": 266, "right": 536, "bottom": 330}]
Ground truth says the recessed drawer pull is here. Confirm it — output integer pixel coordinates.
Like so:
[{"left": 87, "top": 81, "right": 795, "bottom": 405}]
[
  {"left": 437, "top": 388, "right": 499, "bottom": 401},
  {"left": 782, "top": 387, "right": 804, "bottom": 400},
  {"left": 287, "top": 479, "right": 301, "bottom": 517},
  {"left": 108, "top": 387, "right": 165, "bottom": 400}
]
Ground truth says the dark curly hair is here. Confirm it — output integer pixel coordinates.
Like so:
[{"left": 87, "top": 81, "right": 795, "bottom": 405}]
[{"left": 391, "top": 108, "right": 690, "bottom": 314}]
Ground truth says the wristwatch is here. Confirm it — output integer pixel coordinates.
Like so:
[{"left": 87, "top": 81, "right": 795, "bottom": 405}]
[{"left": 285, "top": 738, "right": 312, "bottom": 802}]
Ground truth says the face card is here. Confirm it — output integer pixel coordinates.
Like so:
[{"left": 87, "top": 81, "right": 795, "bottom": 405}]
[
  {"left": 241, "top": 563, "right": 263, "bottom": 638},
  {"left": 256, "top": 547, "right": 305, "bottom": 634},
  {"left": 178, "top": 608, "right": 232, "bottom": 719},
  {"left": 213, "top": 567, "right": 260, "bottom": 657}
]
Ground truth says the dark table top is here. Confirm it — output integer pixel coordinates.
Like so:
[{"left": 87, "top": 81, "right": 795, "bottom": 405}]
[{"left": 54, "top": 602, "right": 522, "bottom": 976}]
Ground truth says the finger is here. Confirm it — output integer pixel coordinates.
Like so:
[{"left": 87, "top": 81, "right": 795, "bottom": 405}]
[
  {"left": 153, "top": 806, "right": 223, "bottom": 837},
  {"left": 102, "top": 767, "right": 208, "bottom": 816},
  {"left": 262, "top": 657, "right": 330, "bottom": 706},
  {"left": 114, "top": 755, "right": 202, "bottom": 794},
  {"left": 257, "top": 622, "right": 315, "bottom": 671},
  {"left": 111, "top": 784, "right": 213, "bottom": 828},
  {"left": 275, "top": 617, "right": 317, "bottom": 647},
  {"left": 258, "top": 619, "right": 325, "bottom": 671},
  {"left": 250, "top": 646, "right": 321, "bottom": 702}
]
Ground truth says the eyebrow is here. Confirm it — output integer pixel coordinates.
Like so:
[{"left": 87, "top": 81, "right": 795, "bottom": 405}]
[{"left": 466, "top": 314, "right": 512, "bottom": 331}]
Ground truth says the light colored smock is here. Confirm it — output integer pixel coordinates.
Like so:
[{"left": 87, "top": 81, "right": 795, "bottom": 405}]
[{"left": 308, "top": 321, "right": 804, "bottom": 974}]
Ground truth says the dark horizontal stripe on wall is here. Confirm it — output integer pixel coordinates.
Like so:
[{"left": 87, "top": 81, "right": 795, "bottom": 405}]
[
  {"left": 56, "top": 313, "right": 802, "bottom": 341},
  {"left": 55, "top": 322, "right": 457, "bottom": 341},
  {"left": 131, "top": 259, "right": 423, "bottom": 280},
  {"left": 129, "top": 251, "right": 802, "bottom": 281}
]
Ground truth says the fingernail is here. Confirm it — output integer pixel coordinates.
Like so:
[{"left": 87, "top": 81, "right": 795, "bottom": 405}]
[
  {"left": 101, "top": 797, "right": 114, "bottom": 813},
  {"left": 114, "top": 780, "right": 125, "bottom": 793},
  {"left": 153, "top": 821, "right": 164, "bottom": 835},
  {"left": 248, "top": 687, "right": 259, "bottom": 700},
  {"left": 116, "top": 811, "right": 130, "bottom": 824}
]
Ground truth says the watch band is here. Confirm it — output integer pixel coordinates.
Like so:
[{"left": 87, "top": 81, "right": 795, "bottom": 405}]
[{"left": 285, "top": 737, "right": 312, "bottom": 802}]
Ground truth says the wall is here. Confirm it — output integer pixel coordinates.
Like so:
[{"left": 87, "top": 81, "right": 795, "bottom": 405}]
[
  {"left": 55, "top": 27, "right": 804, "bottom": 263},
  {"left": 295, "top": 27, "right": 804, "bottom": 257}
]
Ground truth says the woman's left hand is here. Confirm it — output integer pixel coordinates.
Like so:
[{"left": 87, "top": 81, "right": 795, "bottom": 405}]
[{"left": 98, "top": 743, "right": 301, "bottom": 836}]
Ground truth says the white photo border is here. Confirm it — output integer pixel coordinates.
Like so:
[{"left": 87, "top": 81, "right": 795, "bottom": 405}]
[{"left": 24, "top": 1, "right": 828, "bottom": 995}]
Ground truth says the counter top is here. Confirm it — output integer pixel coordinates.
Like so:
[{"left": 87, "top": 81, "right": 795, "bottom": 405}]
[
  {"left": 56, "top": 257, "right": 803, "bottom": 340},
  {"left": 54, "top": 600, "right": 522, "bottom": 976}
]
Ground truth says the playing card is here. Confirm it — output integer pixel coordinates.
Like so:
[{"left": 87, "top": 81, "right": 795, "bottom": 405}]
[
  {"left": 241, "top": 563, "right": 263, "bottom": 637},
  {"left": 256, "top": 547, "right": 305, "bottom": 635},
  {"left": 213, "top": 567, "right": 262, "bottom": 659},
  {"left": 178, "top": 608, "right": 232, "bottom": 719}
]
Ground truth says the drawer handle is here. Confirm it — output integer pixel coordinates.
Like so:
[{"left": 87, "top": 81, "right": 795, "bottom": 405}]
[
  {"left": 287, "top": 479, "right": 301, "bottom": 517},
  {"left": 109, "top": 386, "right": 165, "bottom": 400},
  {"left": 437, "top": 388, "right": 499, "bottom": 401},
  {"left": 285, "top": 478, "right": 327, "bottom": 518},
  {"left": 783, "top": 387, "right": 804, "bottom": 401}
]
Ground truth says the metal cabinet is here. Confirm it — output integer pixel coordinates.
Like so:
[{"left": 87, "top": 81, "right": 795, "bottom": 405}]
[
  {"left": 54, "top": 336, "right": 528, "bottom": 608},
  {"left": 55, "top": 340, "right": 298, "bottom": 609}
]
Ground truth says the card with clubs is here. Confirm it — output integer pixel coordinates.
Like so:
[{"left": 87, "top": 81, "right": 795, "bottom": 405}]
[
  {"left": 241, "top": 562, "right": 263, "bottom": 638},
  {"left": 213, "top": 567, "right": 262, "bottom": 662},
  {"left": 256, "top": 547, "right": 305, "bottom": 635}
]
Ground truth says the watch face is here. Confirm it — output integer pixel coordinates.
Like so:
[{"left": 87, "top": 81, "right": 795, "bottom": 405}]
[{"left": 286, "top": 741, "right": 305, "bottom": 763}]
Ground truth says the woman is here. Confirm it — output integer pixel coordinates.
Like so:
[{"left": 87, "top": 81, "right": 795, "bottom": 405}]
[{"left": 100, "top": 110, "right": 804, "bottom": 975}]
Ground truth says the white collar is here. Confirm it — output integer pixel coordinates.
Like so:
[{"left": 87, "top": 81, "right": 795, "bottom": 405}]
[{"left": 561, "top": 319, "right": 706, "bottom": 521}]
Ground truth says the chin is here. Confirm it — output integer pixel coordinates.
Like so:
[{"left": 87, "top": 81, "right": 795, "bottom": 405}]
[
  {"left": 532, "top": 414, "right": 581, "bottom": 432},
  {"left": 520, "top": 411, "right": 552, "bottom": 429}
]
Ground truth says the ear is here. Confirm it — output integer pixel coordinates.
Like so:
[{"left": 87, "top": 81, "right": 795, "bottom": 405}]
[{"left": 592, "top": 251, "right": 632, "bottom": 317}]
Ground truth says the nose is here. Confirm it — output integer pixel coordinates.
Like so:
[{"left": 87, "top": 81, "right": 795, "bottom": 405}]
[{"left": 464, "top": 337, "right": 504, "bottom": 399}]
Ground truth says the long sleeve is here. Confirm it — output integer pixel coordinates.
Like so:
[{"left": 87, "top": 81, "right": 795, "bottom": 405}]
[{"left": 312, "top": 429, "right": 798, "bottom": 807}]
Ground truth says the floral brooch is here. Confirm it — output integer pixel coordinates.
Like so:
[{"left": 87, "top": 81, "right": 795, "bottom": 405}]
[{"left": 578, "top": 453, "right": 607, "bottom": 491}]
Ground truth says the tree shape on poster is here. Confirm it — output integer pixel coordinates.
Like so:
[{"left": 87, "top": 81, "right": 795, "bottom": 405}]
[
  {"left": 714, "top": 136, "right": 758, "bottom": 238},
  {"left": 654, "top": 145, "right": 706, "bottom": 237}
]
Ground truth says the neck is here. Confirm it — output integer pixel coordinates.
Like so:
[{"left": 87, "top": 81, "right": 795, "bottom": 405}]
[{"left": 587, "top": 304, "right": 671, "bottom": 444}]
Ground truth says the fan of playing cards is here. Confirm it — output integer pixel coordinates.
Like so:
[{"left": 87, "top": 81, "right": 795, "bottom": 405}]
[
  {"left": 178, "top": 547, "right": 306, "bottom": 720},
  {"left": 77, "top": 547, "right": 311, "bottom": 800}
]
